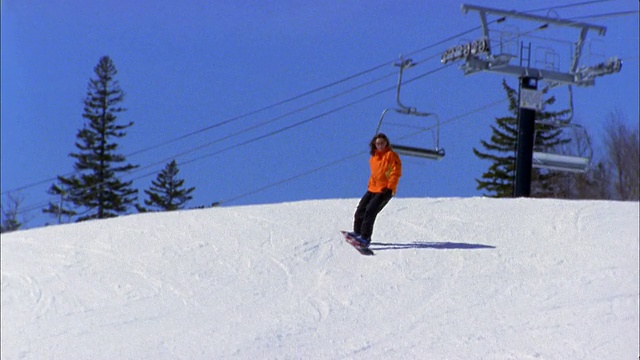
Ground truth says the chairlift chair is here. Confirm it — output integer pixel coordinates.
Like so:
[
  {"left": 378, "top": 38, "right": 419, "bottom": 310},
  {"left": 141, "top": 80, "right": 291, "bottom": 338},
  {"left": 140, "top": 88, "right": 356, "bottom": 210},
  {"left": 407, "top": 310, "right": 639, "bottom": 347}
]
[
  {"left": 531, "top": 119, "right": 591, "bottom": 173},
  {"left": 375, "top": 56, "right": 445, "bottom": 160},
  {"left": 531, "top": 152, "right": 589, "bottom": 173},
  {"left": 376, "top": 108, "right": 446, "bottom": 160}
]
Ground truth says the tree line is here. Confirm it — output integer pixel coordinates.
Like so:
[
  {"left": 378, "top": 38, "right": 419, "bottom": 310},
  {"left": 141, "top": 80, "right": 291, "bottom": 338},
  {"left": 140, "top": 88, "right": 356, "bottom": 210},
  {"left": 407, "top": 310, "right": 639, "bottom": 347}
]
[
  {"left": 2, "top": 56, "right": 199, "bottom": 232},
  {"left": 2, "top": 57, "right": 639, "bottom": 232}
]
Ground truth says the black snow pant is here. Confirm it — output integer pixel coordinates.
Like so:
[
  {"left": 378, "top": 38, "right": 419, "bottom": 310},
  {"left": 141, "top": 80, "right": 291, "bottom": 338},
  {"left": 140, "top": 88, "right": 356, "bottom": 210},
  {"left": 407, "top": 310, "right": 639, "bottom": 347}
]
[{"left": 353, "top": 190, "right": 393, "bottom": 240}]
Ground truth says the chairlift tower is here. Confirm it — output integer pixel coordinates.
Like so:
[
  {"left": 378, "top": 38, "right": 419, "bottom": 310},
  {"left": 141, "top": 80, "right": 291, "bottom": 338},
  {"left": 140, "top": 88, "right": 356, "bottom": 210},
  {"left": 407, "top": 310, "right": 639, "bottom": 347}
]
[{"left": 442, "top": 4, "right": 622, "bottom": 197}]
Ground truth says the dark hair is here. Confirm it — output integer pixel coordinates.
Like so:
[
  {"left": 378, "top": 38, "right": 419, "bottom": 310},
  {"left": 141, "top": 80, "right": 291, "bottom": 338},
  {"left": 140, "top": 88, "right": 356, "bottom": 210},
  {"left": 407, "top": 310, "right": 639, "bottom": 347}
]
[{"left": 369, "top": 133, "right": 391, "bottom": 155}]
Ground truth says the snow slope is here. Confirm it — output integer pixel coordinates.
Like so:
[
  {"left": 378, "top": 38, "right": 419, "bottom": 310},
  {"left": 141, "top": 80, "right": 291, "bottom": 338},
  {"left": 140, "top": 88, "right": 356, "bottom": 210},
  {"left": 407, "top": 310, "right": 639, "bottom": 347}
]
[{"left": 1, "top": 197, "right": 638, "bottom": 359}]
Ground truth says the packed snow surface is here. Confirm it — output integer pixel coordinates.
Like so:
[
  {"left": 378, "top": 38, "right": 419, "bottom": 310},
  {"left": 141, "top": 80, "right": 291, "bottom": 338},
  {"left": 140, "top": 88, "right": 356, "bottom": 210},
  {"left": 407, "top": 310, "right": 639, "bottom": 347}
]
[{"left": 2, "top": 197, "right": 638, "bottom": 359}]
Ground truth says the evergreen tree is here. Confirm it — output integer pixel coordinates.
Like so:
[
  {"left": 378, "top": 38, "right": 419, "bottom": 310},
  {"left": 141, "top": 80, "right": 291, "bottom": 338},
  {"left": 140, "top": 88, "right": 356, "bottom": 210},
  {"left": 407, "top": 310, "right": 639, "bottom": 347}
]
[
  {"left": 139, "top": 160, "right": 195, "bottom": 212},
  {"left": 473, "top": 79, "right": 570, "bottom": 197},
  {"left": 44, "top": 56, "right": 138, "bottom": 222},
  {"left": 473, "top": 80, "right": 519, "bottom": 197}
]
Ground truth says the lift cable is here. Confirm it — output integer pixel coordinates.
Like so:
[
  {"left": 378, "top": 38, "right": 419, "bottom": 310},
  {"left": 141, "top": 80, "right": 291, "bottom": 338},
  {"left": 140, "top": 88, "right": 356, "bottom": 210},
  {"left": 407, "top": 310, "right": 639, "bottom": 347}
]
[
  {"left": 14, "top": 64, "right": 454, "bottom": 217},
  {"left": 2, "top": 26, "right": 482, "bottom": 197},
  {"left": 218, "top": 97, "right": 510, "bottom": 206},
  {"left": 6, "top": 2, "right": 627, "bottom": 219}
]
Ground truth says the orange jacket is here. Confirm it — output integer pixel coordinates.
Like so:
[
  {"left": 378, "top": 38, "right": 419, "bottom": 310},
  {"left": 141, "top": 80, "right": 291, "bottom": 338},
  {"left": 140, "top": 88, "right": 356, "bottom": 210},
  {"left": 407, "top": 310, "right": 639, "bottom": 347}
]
[{"left": 368, "top": 148, "right": 402, "bottom": 194}]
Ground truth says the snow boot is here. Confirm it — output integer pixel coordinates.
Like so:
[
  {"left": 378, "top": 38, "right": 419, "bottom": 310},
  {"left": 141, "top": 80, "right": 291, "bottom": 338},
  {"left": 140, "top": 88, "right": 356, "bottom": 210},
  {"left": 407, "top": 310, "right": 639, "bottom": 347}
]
[{"left": 354, "top": 235, "right": 371, "bottom": 248}]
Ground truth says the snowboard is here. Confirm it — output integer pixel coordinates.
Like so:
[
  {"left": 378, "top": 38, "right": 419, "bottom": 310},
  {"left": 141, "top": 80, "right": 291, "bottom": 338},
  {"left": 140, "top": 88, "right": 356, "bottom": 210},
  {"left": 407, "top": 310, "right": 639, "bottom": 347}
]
[{"left": 340, "top": 231, "right": 374, "bottom": 256}]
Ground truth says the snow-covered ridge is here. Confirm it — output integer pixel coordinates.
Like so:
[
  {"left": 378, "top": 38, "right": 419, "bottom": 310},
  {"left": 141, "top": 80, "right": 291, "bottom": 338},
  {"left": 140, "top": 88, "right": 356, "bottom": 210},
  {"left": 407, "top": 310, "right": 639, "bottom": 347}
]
[{"left": 2, "top": 197, "right": 638, "bottom": 359}]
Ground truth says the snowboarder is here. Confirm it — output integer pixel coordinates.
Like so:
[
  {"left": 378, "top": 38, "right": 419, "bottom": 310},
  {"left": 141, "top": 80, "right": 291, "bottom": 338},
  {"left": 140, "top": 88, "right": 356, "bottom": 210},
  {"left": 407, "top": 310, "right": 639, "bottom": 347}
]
[{"left": 350, "top": 133, "right": 402, "bottom": 248}]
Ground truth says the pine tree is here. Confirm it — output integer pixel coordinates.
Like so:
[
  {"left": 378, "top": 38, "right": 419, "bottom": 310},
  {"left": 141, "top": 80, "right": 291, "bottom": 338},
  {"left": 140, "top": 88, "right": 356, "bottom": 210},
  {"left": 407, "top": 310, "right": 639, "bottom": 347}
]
[
  {"left": 139, "top": 160, "right": 195, "bottom": 212},
  {"left": 44, "top": 56, "right": 138, "bottom": 222},
  {"left": 473, "top": 80, "right": 519, "bottom": 197},
  {"left": 473, "top": 79, "right": 570, "bottom": 197}
]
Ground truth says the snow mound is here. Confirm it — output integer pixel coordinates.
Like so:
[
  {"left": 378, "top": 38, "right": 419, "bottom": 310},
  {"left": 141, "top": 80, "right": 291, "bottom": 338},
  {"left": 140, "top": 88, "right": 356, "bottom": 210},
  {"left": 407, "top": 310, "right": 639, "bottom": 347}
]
[{"left": 2, "top": 197, "right": 638, "bottom": 359}]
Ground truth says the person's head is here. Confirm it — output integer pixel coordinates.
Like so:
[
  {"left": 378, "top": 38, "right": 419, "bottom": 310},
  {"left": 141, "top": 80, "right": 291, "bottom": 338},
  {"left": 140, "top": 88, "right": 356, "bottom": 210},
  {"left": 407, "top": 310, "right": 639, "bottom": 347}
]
[{"left": 369, "top": 133, "right": 391, "bottom": 155}]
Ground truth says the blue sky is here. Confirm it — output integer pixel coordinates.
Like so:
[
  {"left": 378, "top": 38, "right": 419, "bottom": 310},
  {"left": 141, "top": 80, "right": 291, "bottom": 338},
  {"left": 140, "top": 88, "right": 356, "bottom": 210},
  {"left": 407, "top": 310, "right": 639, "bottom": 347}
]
[{"left": 2, "top": 0, "right": 638, "bottom": 228}]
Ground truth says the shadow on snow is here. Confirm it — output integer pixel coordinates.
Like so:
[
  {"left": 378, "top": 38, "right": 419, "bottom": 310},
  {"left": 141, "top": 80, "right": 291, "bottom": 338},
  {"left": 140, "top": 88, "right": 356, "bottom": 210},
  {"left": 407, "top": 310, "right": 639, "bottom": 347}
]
[{"left": 370, "top": 241, "right": 496, "bottom": 251}]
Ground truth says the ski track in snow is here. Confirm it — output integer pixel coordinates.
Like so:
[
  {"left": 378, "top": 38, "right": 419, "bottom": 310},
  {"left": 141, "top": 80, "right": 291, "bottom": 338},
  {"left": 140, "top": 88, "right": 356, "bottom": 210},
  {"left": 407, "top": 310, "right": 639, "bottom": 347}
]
[{"left": 1, "top": 197, "right": 638, "bottom": 359}]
